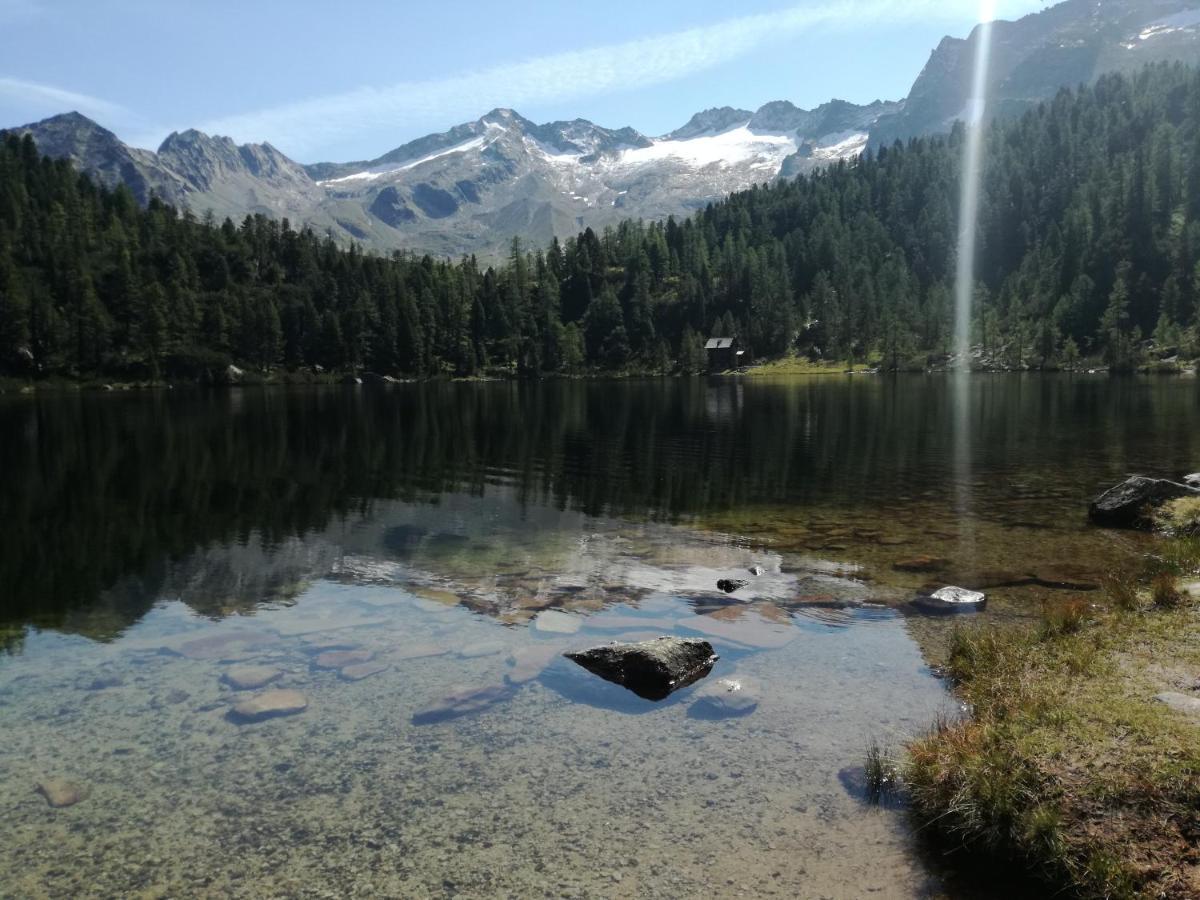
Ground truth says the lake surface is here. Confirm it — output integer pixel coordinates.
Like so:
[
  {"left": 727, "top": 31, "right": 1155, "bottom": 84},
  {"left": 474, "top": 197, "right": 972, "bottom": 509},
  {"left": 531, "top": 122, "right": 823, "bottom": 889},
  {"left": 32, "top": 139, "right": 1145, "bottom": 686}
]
[{"left": 1, "top": 375, "right": 1197, "bottom": 899}]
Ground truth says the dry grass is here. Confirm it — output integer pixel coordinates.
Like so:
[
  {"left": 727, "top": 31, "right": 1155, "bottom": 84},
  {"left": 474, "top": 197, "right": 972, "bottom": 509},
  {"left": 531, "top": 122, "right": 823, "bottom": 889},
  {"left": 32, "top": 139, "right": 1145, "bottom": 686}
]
[
  {"left": 1155, "top": 497, "right": 1200, "bottom": 536},
  {"left": 905, "top": 538, "right": 1200, "bottom": 898}
]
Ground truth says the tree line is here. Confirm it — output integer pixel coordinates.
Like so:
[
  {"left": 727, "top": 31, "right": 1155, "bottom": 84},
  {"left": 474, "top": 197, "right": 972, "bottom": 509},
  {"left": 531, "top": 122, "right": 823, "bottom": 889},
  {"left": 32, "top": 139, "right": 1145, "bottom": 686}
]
[{"left": 2, "top": 62, "right": 1199, "bottom": 380}]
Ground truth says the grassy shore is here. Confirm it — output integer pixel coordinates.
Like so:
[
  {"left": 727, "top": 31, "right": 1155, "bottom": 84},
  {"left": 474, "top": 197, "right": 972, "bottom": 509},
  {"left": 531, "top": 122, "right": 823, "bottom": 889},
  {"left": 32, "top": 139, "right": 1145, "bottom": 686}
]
[
  {"left": 902, "top": 517, "right": 1200, "bottom": 898},
  {"left": 740, "top": 354, "right": 876, "bottom": 376}
]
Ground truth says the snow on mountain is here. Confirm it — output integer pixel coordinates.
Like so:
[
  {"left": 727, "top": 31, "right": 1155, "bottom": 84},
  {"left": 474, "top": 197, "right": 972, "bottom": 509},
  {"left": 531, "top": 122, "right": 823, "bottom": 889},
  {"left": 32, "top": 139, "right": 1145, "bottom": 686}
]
[
  {"left": 613, "top": 125, "right": 798, "bottom": 170},
  {"left": 18, "top": 0, "right": 1192, "bottom": 258},
  {"left": 319, "top": 125, "right": 502, "bottom": 185}
]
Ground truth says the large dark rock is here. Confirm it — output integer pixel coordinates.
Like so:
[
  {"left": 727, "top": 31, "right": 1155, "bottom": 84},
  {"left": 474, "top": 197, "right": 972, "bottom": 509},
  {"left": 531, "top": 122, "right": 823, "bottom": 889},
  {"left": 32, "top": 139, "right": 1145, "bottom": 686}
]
[
  {"left": 564, "top": 637, "right": 717, "bottom": 701},
  {"left": 1088, "top": 476, "right": 1200, "bottom": 528}
]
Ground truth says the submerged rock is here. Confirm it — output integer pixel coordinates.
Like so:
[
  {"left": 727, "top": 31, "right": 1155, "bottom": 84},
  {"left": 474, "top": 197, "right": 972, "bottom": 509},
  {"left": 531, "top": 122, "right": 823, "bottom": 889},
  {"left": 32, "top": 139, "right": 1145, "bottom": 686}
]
[
  {"left": 84, "top": 673, "right": 124, "bottom": 691},
  {"left": 1088, "top": 476, "right": 1200, "bottom": 528},
  {"left": 339, "top": 662, "right": 389, "bottom": 682},
  {"left": 229, "top": 689, "right": 308, "bottom": 723},
  {"left": 459, "top": 640, "right": 505, "bottom": 659},
  {"left": 716, "top": 579, "right": 747, "bottom": 594},
  {"left": 912, "top": 586, "right": 986, "bottom": 614},
  {"left": 412, "top": 683, "right": 513, "bottom": 724},
  {"left": 893, "top": 556, "right": 949, "bottom": 573},
  {"left": 222, "top": 665, "right": 282, "bottom": 691},
  {"left": 314, "top": 649, "right": 373, "bottom": 670},
  {"left": 565, "top": 637, "right": 718, "bottom": 701},
  {"left": 37, "top": 778, "right": 87, "bottom": 808},
  {"left": 394, "top": 643, "right": 451, "bottom": 661},
  {"left": 174, "top": 629, "right": 279, "bottom": 661},
  {"left": 690, "top": 676, "right": 760, "bottom": 718}
]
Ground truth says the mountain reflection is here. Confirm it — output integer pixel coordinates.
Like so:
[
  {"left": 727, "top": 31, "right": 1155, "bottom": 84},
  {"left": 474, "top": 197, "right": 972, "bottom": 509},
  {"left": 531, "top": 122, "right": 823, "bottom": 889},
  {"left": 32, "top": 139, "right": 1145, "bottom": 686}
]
[{"left": 2, "top": 376, "right": 1197, "bottom": 642}]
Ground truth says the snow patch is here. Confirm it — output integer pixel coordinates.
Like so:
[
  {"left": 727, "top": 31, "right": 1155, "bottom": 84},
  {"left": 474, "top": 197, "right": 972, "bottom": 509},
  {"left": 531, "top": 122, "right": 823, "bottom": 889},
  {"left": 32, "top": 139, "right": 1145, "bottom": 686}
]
[
  {"left": 808, "top": 132, "right": 869, "bottom": 162},
  {"left": 1139, "top": 7, "right": 1200, "bottom": 40},
  {"left": 613, "top": 126, "right": 798, "bottom": 170},
  {"left": 319, "top": 124, "right": 504, "bottom": 185}
]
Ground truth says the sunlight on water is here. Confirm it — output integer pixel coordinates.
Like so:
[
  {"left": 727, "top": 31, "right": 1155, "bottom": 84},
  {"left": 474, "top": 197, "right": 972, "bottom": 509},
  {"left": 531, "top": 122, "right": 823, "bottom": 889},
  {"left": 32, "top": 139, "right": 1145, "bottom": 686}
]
[
  {"left": 954, "top": 0, "right": 996, "bottom": 367},
  {"left": 951, "top": 1, "right": 996, "bottom": 576}
]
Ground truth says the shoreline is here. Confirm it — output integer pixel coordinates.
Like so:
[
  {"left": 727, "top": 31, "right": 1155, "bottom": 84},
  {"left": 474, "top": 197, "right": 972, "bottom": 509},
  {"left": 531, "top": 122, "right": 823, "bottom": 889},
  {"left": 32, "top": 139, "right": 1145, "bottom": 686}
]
[
  {"left": 1, "top": 362, "right": 1197, "bottom": 395},
  {"left": 896, "top": 499, "right": 1200, "bottom": 899}
]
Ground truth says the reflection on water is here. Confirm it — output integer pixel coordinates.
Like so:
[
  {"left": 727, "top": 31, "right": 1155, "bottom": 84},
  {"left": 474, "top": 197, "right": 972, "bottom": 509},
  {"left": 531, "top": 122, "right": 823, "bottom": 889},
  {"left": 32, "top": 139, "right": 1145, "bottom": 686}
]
[{"left": 1, "top": 376, "right": 1198, "bottom": 897}]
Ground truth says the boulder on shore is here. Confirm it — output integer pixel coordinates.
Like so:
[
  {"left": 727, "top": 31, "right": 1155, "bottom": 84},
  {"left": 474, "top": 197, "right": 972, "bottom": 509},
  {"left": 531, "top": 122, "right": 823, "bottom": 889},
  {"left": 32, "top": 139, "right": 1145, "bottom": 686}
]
[
  {"left": 1088, "top": 476, "right": 1200, "bottom": 528},
  {"left": 565, "top": 637, "right": 717, "bottom": 701}
]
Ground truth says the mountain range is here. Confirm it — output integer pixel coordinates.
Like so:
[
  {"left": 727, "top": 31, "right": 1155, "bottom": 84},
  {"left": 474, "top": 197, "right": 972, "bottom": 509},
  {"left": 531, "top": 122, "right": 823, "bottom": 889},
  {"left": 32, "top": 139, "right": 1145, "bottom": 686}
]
[{"left": 8, "top": 0, "right": 1200, "bottom": 259}]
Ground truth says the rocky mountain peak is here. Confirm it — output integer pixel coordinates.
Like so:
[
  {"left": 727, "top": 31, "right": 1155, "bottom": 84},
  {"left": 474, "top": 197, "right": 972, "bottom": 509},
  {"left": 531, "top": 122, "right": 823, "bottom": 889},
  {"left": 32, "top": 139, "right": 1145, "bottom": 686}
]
[{"left": 665, "top": 107, "right": 754, "bottom": 140}]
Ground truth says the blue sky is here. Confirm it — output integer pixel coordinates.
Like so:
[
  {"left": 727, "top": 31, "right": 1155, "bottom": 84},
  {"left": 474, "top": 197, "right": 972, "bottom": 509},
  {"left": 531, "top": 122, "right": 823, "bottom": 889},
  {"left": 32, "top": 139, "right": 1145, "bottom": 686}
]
[{"left": 0, "top": 0, "right": 1046, "bottom": 163}]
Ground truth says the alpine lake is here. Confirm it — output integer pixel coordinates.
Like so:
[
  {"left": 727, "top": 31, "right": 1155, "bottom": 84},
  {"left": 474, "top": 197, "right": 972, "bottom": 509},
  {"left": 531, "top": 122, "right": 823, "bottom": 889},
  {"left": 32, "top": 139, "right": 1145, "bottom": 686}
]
[{"left": 1, "top": 375, "right": 1197, "bottom": 899}]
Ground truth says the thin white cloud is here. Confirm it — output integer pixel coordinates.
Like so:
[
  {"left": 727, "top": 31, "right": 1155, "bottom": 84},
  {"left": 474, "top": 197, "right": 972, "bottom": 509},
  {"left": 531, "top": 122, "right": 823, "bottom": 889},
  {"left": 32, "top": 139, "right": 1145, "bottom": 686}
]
[
  {"left": 196, "top": 0, "right": 1029, "bottom": 161},
  {"left": 0, "top": 76, "right": 133, "bottom": 124}
]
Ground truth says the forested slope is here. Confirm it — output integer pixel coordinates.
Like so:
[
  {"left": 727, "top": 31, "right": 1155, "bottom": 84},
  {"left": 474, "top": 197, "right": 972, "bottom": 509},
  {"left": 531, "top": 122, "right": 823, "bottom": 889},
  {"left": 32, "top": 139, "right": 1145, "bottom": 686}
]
[{"left": 1, "top": 63, "right": 1198, "bottom": 380}]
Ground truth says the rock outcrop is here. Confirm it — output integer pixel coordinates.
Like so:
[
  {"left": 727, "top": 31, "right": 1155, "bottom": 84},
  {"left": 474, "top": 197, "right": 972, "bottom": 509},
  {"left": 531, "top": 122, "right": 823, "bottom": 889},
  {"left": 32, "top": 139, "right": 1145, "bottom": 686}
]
[
  {"left": 1088, "top": 476, "right": 1200, "bottom": 528},
  {"left": 564, "top": 637, "right": 717, "bottom": 701}
]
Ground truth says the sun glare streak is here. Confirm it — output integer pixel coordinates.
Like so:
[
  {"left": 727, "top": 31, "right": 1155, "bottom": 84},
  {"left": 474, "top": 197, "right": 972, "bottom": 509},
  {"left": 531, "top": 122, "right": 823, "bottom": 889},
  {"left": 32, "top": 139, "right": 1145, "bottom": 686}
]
[
  {"left": 953, "top": 0, "right": 995, "bottom": 568},
  {"left": 954, "top": 0, "right": 996, "bottom": 368}
]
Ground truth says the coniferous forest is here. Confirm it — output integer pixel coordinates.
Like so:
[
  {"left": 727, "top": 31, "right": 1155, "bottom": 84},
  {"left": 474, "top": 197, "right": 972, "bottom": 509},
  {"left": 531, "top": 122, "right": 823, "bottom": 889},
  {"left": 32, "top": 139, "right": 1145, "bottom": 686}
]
[{"left": 3, "top": 62, "right": 1200, "bottom": 381}]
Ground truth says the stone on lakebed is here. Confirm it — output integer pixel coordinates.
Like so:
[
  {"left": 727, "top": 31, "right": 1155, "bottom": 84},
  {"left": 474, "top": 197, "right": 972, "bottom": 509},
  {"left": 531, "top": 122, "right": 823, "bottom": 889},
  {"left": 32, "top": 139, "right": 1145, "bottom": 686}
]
[
  {"left": 37, "top": 778, "right": 87, "bottom": 808},
  {"left": 893, "top": 555, "right": 950, "bottom": 573},
  {"left": 229, "top": 689, "right": 308, "bottom": 724},
  {"left": 459, "top": 640, "right": 506, "bottom": 659},
  {"left": 314, "top": 649, "right": 373, "bottom": 670},
  {"left": 412, "top": 683, "right": 514, "bottom": 725},
  {"left": 716, "top": 579, "right": 747, "bottom": 594},
  {"left": 339, "top": 662, "right": 389, "bottom": 682},
  {"left": 690, "top": 676, "right": 760, "bottom": 718},
  {"left": 222, "top": 665, "right": 282, "bottom": 691},
  {"left": 565, "top": 636, "right": 718, "bottom": 701}
]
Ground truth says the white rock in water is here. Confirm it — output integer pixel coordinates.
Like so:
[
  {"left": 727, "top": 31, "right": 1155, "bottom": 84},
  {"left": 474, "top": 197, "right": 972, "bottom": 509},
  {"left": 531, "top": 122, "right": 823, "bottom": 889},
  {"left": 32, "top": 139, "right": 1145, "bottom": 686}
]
[
  {"left": 914, "top": 586, "right": 986, "bottom": 613},
  {"left": 533, "top": 610, "right": 581, "bottom": 634}
]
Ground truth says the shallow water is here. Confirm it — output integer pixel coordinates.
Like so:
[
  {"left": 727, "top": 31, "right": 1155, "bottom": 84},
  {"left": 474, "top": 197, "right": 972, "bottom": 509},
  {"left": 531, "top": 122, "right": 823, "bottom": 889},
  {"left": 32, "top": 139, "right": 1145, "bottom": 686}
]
[{"left": 1, "top": 376, "right": 1197, "bottom": 898}]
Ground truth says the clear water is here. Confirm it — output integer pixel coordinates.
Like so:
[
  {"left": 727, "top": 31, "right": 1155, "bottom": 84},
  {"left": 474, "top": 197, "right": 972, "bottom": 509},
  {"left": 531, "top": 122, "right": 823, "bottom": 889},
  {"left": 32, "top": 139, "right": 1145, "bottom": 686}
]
[{"left": 1, "top": 376, "right": 1197, "bottom": 898}]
